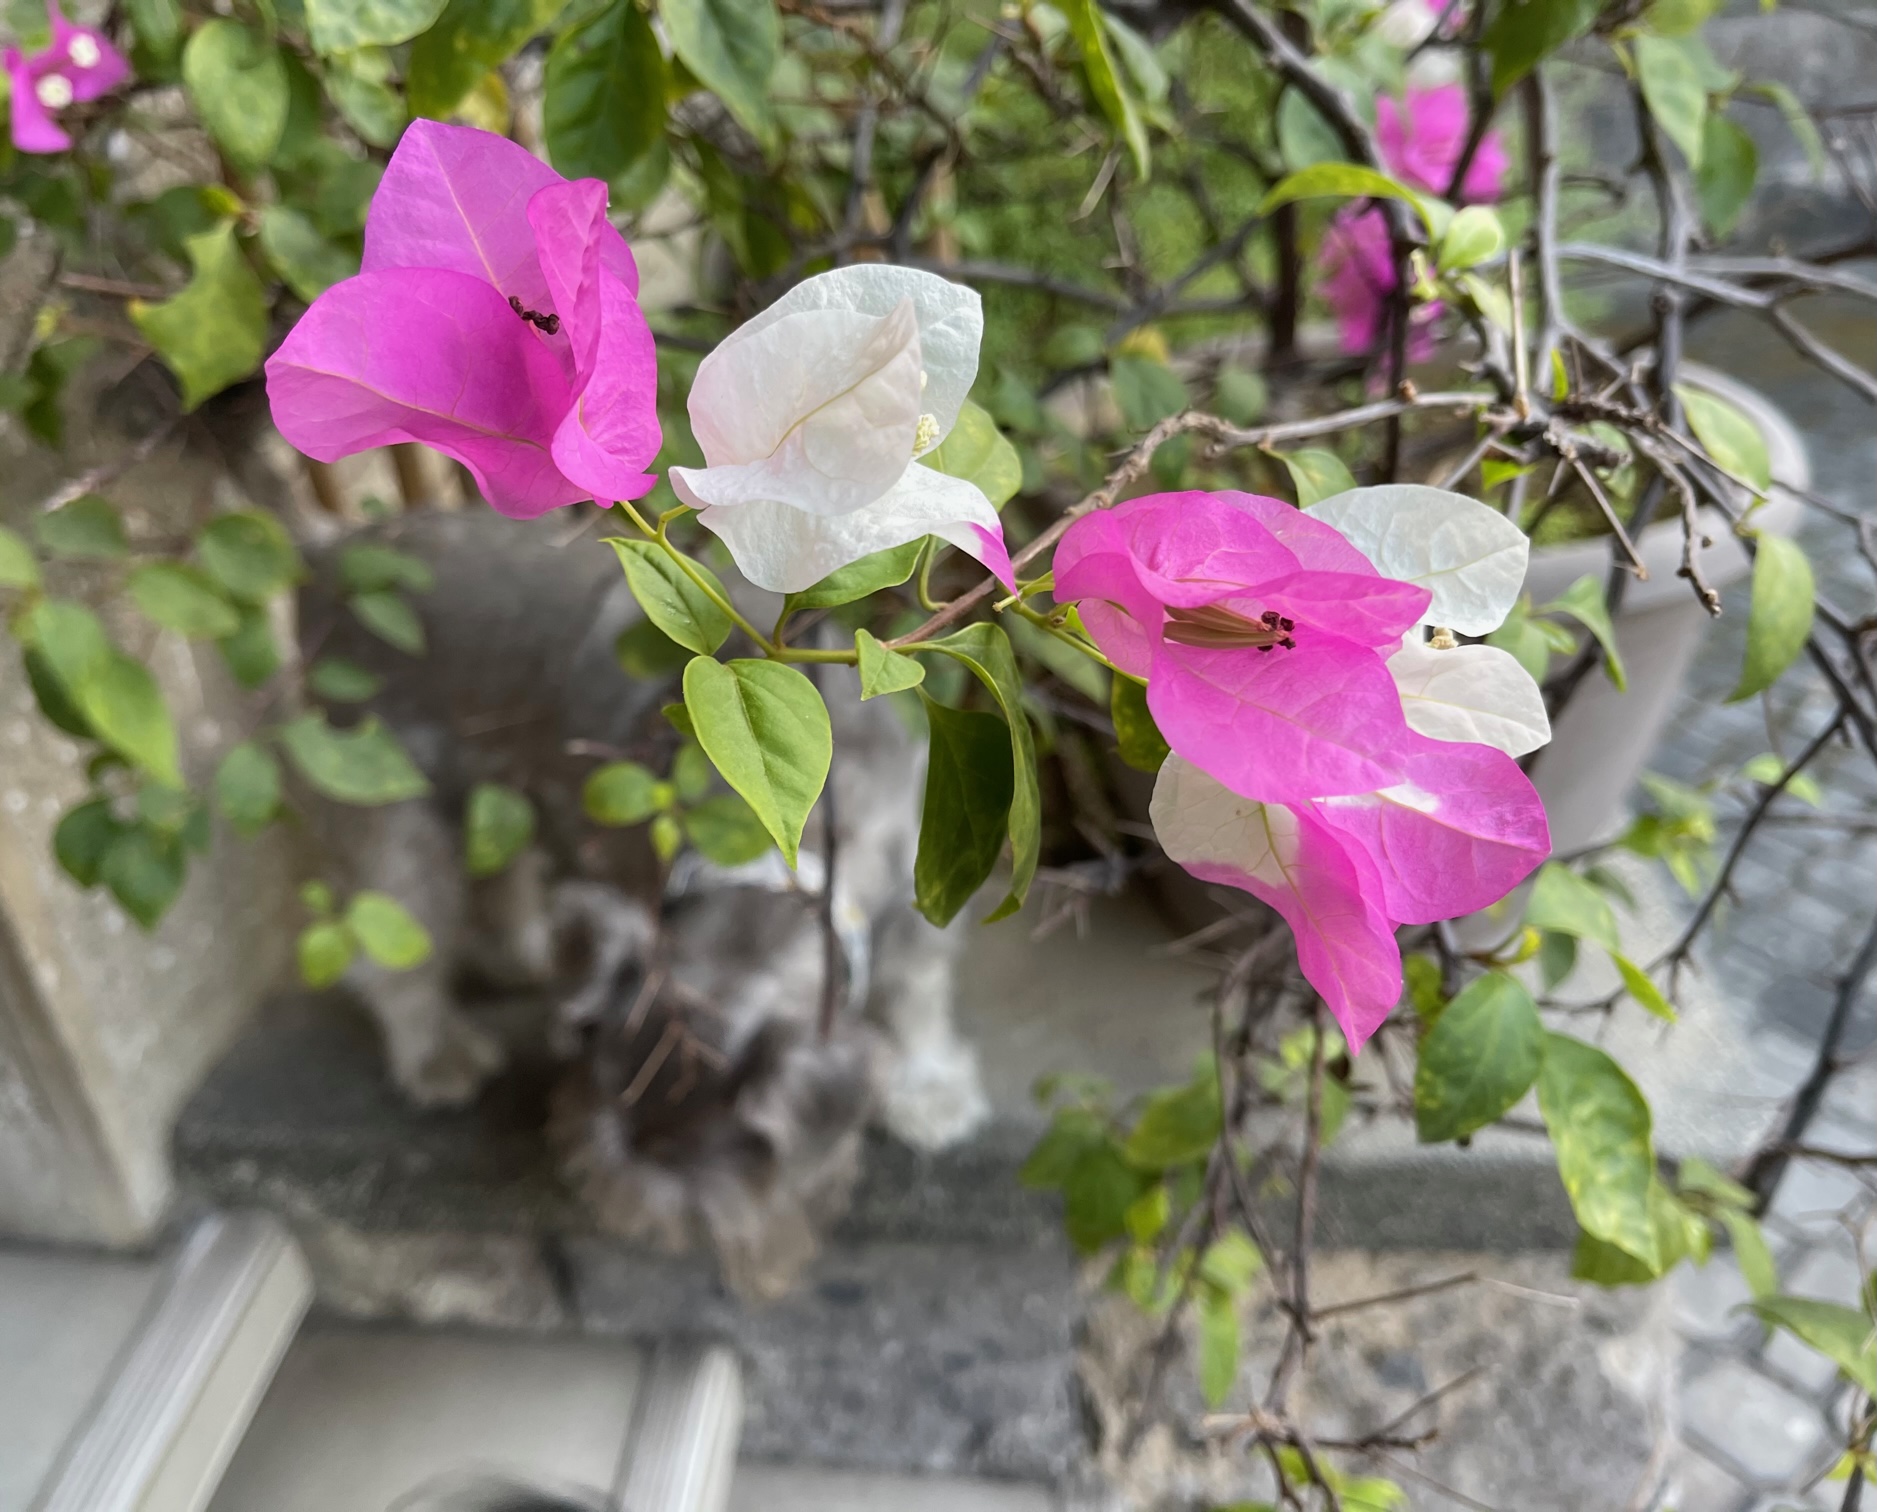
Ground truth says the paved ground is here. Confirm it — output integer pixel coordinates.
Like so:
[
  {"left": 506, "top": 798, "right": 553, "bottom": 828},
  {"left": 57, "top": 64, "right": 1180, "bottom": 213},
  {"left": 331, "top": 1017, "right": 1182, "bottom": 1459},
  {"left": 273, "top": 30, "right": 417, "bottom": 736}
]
[{"left": 1649, "top": 308, "right": 1877, "bottom": 1511}]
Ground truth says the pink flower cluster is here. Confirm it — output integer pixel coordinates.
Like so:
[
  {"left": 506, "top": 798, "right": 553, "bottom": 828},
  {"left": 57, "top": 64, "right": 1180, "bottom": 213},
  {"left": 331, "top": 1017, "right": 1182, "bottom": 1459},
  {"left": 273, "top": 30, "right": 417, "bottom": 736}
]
[
  {"left": 1057, "top": 490, "right": 1549, "bottom": 1050},
  {"left": 1320, "top": 85, "right": 1508, "bottom": 355},
  {"left": 6, "top": 3, "right": 127, "bottom": 154}
]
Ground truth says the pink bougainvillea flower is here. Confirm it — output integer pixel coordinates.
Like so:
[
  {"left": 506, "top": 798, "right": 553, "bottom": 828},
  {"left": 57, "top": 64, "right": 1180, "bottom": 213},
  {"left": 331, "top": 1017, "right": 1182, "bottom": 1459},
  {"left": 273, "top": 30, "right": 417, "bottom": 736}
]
[
  {"left": 1377, "top": 84, "right": 1508, "bottom": 205},
  {"left": 1152, "top": 734, "right": 1549, "bottom": 1049},
  {"left": 1069, "top": 485, "right": 1551, "bottom": 1049},
  {"left": 265, "top": 120, "right": 659, "bottom": 519},
  {"left": 1054, "top": 489, "right": 1430, "bottom": 804},
  {"left": 670, "top": 265, "right": 1015, "bottom": 594},
  {"left": 1320, "top": 84, "right": 1508, "bottom": 357},
  {"left": 5, "top": 3, "right": 129, "bottom": 154}
]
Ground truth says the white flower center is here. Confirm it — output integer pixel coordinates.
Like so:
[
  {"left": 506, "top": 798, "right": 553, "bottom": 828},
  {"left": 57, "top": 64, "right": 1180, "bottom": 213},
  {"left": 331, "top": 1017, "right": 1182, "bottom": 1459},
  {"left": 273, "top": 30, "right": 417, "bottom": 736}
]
[
  {"left": 36, "top": 74, "right": 74, "bottom": 108},
  {"left": 1427, "top": 626, "right": 1459, "bottom": 650},
  {"left": 67, "top": 35, "right": 100, "bottom": 67},
  {"left": 912, "top": 413, "right": 941, "bottom": 456}
]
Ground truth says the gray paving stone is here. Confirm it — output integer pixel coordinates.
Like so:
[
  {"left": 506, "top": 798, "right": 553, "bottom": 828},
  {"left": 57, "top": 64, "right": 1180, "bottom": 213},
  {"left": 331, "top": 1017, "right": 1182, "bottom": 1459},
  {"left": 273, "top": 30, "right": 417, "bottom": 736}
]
[
  {"left": 1783, "top": 1239, "right": 1869, "bottom": 1309},
  {"left": 1769, "top": 1158, "right": 1875, "bottom": 1241},
  {"left": 1683, "top": 1359, "right": 1829, "bottom": 1485},
  {"left": 1674, "top": 1254, "right": 1758, "bottom": 1345},
  {"left": 1664, "top": 1447, "right": 1752, "bottom": 1512},
  {"left": 1760, "top": 1321, "right": 1850, "bottom": 1401}
]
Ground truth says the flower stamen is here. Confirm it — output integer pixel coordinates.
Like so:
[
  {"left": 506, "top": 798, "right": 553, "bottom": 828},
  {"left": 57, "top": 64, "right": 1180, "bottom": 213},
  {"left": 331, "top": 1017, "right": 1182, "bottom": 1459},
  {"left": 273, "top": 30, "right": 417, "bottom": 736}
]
[
  {"left": 1163, "top": 603, "right": 1298, "bottom": 652},
  {"left": 507, "top": 294, "right": 561, "bottom": 336}
]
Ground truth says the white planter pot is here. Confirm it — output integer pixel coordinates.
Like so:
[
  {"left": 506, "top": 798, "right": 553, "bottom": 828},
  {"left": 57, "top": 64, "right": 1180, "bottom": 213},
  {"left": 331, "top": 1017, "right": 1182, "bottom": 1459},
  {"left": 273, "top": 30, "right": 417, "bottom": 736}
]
[{"left": 1522, "top": 365, "right": 1808, "bottom": 855}]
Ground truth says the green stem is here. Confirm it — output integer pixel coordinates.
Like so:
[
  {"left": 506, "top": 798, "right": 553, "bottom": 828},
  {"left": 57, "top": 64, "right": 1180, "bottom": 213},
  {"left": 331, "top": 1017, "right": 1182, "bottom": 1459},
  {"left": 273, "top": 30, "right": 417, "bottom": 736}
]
[
  {"left": 915, "top": 539, "right": 944, "bottom": 612},
  {"left": 1010, "top": 601, "right": 1127, "bottom": 675}
]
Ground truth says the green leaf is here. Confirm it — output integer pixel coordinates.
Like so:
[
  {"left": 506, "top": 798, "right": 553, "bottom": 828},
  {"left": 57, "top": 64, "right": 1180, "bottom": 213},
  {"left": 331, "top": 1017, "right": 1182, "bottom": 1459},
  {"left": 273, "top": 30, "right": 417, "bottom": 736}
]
[
  {"left": 1482, "top": 0, "right": 1601, "bottom": 93},
  {"left": 1413, "top": 971, "right": 1543, "bottom": 1143},
  {"left": 80, "top": 651, "right": 182, "bottom": 787},
  {"left": 1647, "top": 0, "right": 1724, "bottom": 36},
  {"left": 215, "top": 741, "right": 282, "bottom": 836},
  {"left": 350, "top": 590, "right": 426, "bottom": 655},
  {"left": 1727, "top": 535, "right": 1814, "bottom": 703},
  {"left": 409, "top": 0, "right": 564, "bottom": 117},
  {"left": 1199, "top": 1231, "right": 1261, "bottom": 1294},
  {"left": 910, "top": 623, "right": 1041, "bottom": 923},
  {"left": 924, "top": 400, "right": 1023, "bottom": 510},
  {"left": 544, "top": 0, "right": 667, "bottom": 183},
  {"left": 1572, "top": 1178, "right": 1705, "bottom": 1285},
  {"left": 1634, "top": 35, "right": 1709, "bottom": 170},
  {"left": 1676, "top": 384, "right": 1771, "bottom": 493},
  {"left": 1613, "top": 953, "right": 1676, "bottom": 1022},
  {"left": 1123, "top": 1183, "right": 1170, "bottom": 1245},
  {"left": 583, "top": 760, "right": 660, "bottom": 826},
  {"left": 1696, "top": 114, "right": 1757, "bottom": 237},
  {"left": 305, "top": 0, "right": 449, "bottom": 54},
  {"left": 217, "top": 603, "right": 281, "bottom": 689},
  {"left": 660, "top": 0, "right": 780, "bottom": 149},
  {"left": 258, "top": 205, "right": 358, "bottom": 303},
  {"left": 1525, "top": 862, "right": 1621, "bottom": 953},
  {"left": 130, "top": 223, "right": 270, "bottom": 411},
  {"left": 279, "top": 713, "right": 431, "bottom": 804},
  {"left": 1258, "top": 163, "right": 1438, "bottom": 234},
  {"left": 783, "top": 541, "right": 924, "bottom": 614},
  {"left": 1283, "top": 449, "right": 1359, "bottom": 509},
  {"left": 1110, "top": 675, "right": 1169, "bottom": 773},
  {"left": 856, "top": 628, "right": 925, "bottom": 699},
  {"left": 1109, "top": 355, "right": 1188, "bottom": 431},
  {"left": 101, "top": 823, "right": 187, "bottom": 928},
  {"left": 1746, "top": 1297, "right": 1877, "bottom": 1395},
  {"left": 1020, "top": 1107, "right": 1107, "bottom": 1189},
  {"left": 126, "top": 0, "right": 185, "bottom": 74},
  {"left": 1436, "top": 204, "right": 1506, "bottom": 272},
  {"left": 0, "top": 525, "right": 38, "bottom": 589},
  {"left": 614, "top": 618, "right": 690, "bottom": 679},
  {"left": 340, "top": 543, "right": 435, "bottom": 594},
  {"left": 1211, "top": 366, "right": 1267, "bottom": 427},
  {"left": 1062, "top": 0, "right": 1149, "bottom": 177},
  {"left": 1538, "top": 1032, "right": 1659, "bottom": 1270},
  {"left": 1744, "top": 80, "right": 1825, "bottom": 179},
  {"left": 1061, "top": 1143, "right": 1148, "bottom": 1254},
  {"left": 1197, "top": 1287, "right": 1239, "bottom": 1408},
  {"left": 606, "top": 538, "right": 733, "bottom": 656},
  {"left": 1717, "top": 1208, "right": 1778, "bottom": 1298},
  {"left": 1538, "top": 574, "right": 1627, "bottom": 692},
  {"left": 309, "top": 657, "right": 384, "bottom": 703},
  {"left": 199, "top": 511, "right": 303, "bottom": 604},
  {"left": 344, "top": 890, "right": 434, "bottom": 969},
  {"left": 465, "top": 782, "right": 535, "bottom": 877},
  {"left": 36, "top": 494, "right": 126, "bottom": 559},
  {"left": 1124, "top": 1075, "right": 1221, "bottom": 1170},
  {"left": 182, "top": 22, "right": 289, "bottom": 170},
  {"left": 914, "top": 698, "right": 1015, "bottom": 929},
  {"left": 55, "top": 799, "right": 128, "bottom": 887},
  {"left": 683, "top": 657, "right": 831, "bottom": 868},
  {"left": 681, "top": 792, "right": 775, "bottom": 865},
  {"left": 298, "top": 920, "right": 356, "bottom": 987},
  {"left": 129, "top": 563, "right": 241, "bottom": 639},
  {"left": 324, "top": 47, "right": 408, "bottom": 147}
]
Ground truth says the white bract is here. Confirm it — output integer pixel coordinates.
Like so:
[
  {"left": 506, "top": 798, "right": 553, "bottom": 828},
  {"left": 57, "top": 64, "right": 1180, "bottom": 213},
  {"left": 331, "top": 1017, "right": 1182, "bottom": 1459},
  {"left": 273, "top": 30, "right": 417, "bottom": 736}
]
[
  {"left": 1311, "top": 484, "right": 1551, "bottom": 757},
  {"left": 671, "top": 265, "right": 1012, "bottom": 594}
]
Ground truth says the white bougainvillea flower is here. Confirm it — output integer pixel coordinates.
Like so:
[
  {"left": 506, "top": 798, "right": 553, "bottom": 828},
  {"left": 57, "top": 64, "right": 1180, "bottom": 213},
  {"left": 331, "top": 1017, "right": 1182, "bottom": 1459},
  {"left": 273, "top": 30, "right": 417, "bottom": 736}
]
[
  {"left": 671, "top": 265, "right": 1015, "bottom": 594},
  {"left": 1308, "top": 484, "right": 1549, "bottom": 756}
]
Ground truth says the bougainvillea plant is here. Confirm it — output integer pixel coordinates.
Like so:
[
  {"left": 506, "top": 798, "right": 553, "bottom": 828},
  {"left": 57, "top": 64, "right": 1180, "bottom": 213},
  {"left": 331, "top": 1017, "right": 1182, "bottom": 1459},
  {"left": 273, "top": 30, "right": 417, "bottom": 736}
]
[{"left": 2, "top": 0, "right": 1875, "bottom": 1500}]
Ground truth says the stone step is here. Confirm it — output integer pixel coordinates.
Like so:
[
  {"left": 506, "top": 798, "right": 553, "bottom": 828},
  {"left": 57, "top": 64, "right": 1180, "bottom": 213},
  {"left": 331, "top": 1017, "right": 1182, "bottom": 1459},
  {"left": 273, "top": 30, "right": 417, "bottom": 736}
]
[{"left": 208, "top": 1324, "right": 741, "bottom": 1512}]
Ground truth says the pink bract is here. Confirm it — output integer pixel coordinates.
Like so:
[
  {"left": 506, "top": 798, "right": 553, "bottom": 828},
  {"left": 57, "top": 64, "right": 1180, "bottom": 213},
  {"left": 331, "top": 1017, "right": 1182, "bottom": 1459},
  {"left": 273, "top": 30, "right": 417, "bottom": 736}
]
[
  {"left": 1083, "top": 489, "right": 1551, "bottom": 1050},
  {"left": 1055, "top": 490, "right": 1430, "bottom": 804},
  {"left": 6, "top": 3, "right": 129, "bottom": 154},
  {"left": 1320, "top": 84, "right": 1507, "bottom": 357},
  {"left": 265, "top": 121, "right": 660, "bottom": 519}
]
